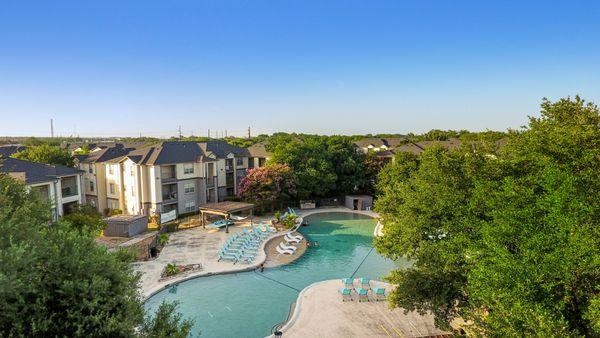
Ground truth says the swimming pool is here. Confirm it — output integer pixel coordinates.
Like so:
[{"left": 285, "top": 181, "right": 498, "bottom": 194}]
[{"left": 145, "top": 212, "right": 408, "bottom": 337}]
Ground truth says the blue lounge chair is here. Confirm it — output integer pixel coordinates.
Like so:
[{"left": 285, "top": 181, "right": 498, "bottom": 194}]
[
  {"left": 235, "top": 252, "right": 255, "bottom": 264},
  {"left": 342, "top": 278, "right": 354, "bottom": 289},
  {"left": 208, "top": 219, "right": 234, "bottom": 229},
  {"left": 338, "top": 288, "right": 352, "bottom": 302},
  {"left": 218, "top": 249, "right": 237, "bottom": 262},
  {"left": 252, "top": 225, "right": 269, "bottom": 239},
  {"left": 373, "top": 288, "right": 386, "bottom": 301},
  {"left": 360, "top": 277, "right": 371, "bottom": 290},
  {"left": 357, "top": 288, "right": 369, "bottom": 302}
]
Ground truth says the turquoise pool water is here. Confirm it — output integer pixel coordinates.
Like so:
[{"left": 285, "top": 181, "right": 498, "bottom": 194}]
[{"left": 145, "top": 212, "right": 408, "bottom": 337}]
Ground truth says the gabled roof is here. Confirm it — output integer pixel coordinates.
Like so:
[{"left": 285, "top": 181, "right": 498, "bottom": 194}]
[
  {"left": 246, "top": 142, "right": 271, "bottom": 158},
  {"left": 394, "top": 143, "right": 425, "bottom": 155},
  {"left": 199, "top": 141, "right": 250, "bottom": 158},
  {"left": 120, "top": 141, "right": 249, "bottom": 165},
  {"left": 0, "top": 145, "right": 25, "bottom": 159},
  {"left": 78, "top": 144, "right": 138, "bottom": 163},
  {"left": 0, "top": 157, "right": 82, "bottom": 184},
  {"left": 354, "top": 137, "right": 405, "bottom": 149}
]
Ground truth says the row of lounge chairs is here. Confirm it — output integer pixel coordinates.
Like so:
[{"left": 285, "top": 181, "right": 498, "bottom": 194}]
[
  {"left": 276, "top": 233, "right": 303, "bottom": 255},
  {"left": 338, "top": 278, "right": 386, "bottom": 302},
  {"left": 217, "top": 223, "right": 276, "bottom": 264}
]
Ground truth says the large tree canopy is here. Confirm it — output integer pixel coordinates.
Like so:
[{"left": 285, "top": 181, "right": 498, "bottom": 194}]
[
  {"left": 268, "top": 134, "right": 368, "bottom": 199},
  {"left": 0, "top": 174, "right": 193, "bottom": 337},
  {"left": 12, "top": 144, "right": 74, "bottom": 166},
  {"left": 375, "top": 97, "right": 600, "bottom": 336}
]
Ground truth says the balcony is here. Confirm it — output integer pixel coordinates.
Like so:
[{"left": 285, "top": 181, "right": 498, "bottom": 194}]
[
  {"left": 61, "top": 176, "right": 78, "bottom": 198},
  {"left": 162, "top": 183, "right": 178, "bottom": 204},
  {"left": 161, "top": 165, "right": 177, "bottom": 183},
  {"left": 162, "top": 192, "right": 178, "bottom": 204},
  {"left": 225, "top": 173, "right": 235, "bottom": 188},
  {"left": 225, "top": 159, "right": 234, "bottom": 172},
  {"left": 206, "top": 176, "right": 215, "bottom": 187}
]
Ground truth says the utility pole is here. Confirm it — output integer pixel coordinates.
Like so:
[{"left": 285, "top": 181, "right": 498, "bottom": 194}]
[
  {"left": 247, "top": 126, "right": 251, "bottom": 139},
  {"left": 50, "top": 119, "right": 54, "bottom": 138}
]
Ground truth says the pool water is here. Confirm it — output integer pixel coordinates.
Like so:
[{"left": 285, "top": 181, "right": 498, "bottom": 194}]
[{"left": 145, "top": 212, "right": 408, "bottom": 337}]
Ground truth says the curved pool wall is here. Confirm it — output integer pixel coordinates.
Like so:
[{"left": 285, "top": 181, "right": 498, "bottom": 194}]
[{"left": 144, "top": 212, "right": 409, "bottom": 338}]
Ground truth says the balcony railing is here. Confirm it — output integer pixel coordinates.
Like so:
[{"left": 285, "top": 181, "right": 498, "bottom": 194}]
[
  {"left": 61, "top": 186, "right": 77, "bottom": 198},
  {"left": 206, "top": 177, "right": 215, "bottom": 187},
  {"left": 162, "top": 192, "right": 178, "bottom": 203}
]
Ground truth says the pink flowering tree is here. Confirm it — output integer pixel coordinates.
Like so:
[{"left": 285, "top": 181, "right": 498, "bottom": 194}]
[{"left": 237, "top": 164, "right": 297, "bottom": 212}]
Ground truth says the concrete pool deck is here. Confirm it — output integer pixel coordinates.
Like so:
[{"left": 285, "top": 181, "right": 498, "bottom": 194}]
[
  {"left": 133, "top": 215, "right": 284, "bottom": 298},
  {"left": 278, "top": 279, "right": 450, "bottom": 338}
]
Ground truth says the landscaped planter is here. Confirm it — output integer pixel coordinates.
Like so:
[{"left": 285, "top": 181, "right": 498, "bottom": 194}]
[{"left": 159, "top": 263, "right": 203, "bottom": 281}]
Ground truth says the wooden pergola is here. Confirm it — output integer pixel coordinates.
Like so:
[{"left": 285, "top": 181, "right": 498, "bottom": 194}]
[{"left": 199, "top": 201, "right": 255, "bottom": 233}]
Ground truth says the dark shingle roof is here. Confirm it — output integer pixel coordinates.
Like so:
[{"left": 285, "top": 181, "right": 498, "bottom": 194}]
[
  {"left": 0, "top": 157, "right": 82, "bottom": 184},
  {"left": 79, "top": 144, "right": 139, "bottom": 163},
  {"left": 121, "top": 141, "right": 249, "bottom": 165},
  {"left": 199, "top": 141, "right": 250, "bottom": 158},
  {"left": 0, "top": 145, "right": 25, "bottom": 159},
  {"left": 246, "top": 143, "right": 271, "bottom": 158},
  {"left": 354, "top": 137, "right": 405, "bottom": 149}
]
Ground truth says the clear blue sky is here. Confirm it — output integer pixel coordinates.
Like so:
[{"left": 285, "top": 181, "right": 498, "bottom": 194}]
[{"left": 1, "top": 0, "right": 599, "bottom": 137}]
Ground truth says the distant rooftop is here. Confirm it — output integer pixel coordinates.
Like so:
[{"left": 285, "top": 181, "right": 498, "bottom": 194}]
[{"left": 0, "top": 157, "right": 82, "bottom": 184}]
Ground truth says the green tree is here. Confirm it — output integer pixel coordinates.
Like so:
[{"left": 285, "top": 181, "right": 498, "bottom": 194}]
[
  {"left": 140, "top": 301, "right": 194, "bottom": 338},
  {"left": 375, "top": 97, "right": 600, "bottom": 336},
  {"left": 268, "top": 134, "right": 367, "bottom": 199},
  {"left": 237, "top": 164, "right": 298, "bottom": 211},
  {"left": 12, "top": 144, "right": 74, "bottom": 166},
  {"left": 62, "top": 204, "right": 106, "bottom": 235},
  {"left": 0, "top": 174, "right": 192, "bottom": 337}
]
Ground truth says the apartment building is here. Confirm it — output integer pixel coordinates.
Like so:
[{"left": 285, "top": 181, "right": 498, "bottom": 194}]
[
  {"left": 0, "top": 157, "right": 84, "bottom": 220},
  {"left": 75, "top": 144, "right": 138, "bottom": 213},
  {"left": 109, "top": 140, "right": 269, "bottom": 217},
  {"left": 247, "top": 142, "right": 270, "bottom": 169},
  {"left": 74, "top": 140, "right": 271, "bottom": 217}
]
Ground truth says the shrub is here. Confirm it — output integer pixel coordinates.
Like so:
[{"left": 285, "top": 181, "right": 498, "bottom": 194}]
[
  {"left": 164, "top": 263, "right": 179, "bottom": 277},
  {"left": 158, "top": 233, "right": 169, "bottom": 247}
]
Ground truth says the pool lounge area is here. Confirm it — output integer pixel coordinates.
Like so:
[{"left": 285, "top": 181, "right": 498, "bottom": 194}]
[{"left": 144, "top": 211, "right": 410, "bottom": 337}]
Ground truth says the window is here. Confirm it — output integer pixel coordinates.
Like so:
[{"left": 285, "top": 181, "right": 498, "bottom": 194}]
[
  {"left": 184, "top": 163, "right": 194, "bottom": 174},
  {"left": 184, "top": 200, "right": 196, "bottom": 213},
  {"left": 236, "top": 158, "right": 243, "bottom": 166},
  {"left": 184, "top": 182, "right": 195, "bottom": 194},
  {"left": 88, "top": 165, "right": 93, "bottom": 174},
  {"left": 108, "top": 165, "right": 114, "bottom": 175},
  {"left": 89, "top": 181, "right": 95, "bottom": 192},
  {"left": 109, "top": 183, "right": 115, "bottom": 194}
]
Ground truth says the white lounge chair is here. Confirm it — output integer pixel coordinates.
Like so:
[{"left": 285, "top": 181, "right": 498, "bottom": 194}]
[
  {"left": 276, "top": 245, "right": 295, "bottom": 255},
  {"left": 279, "top": 242, "right": 297, "bottom": 252},
  {"left": 286, "top": 233, "right": 303, "bottom": 241},
  {"left": 284, "top": 233, "right": 302, "bottom": 243}
]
